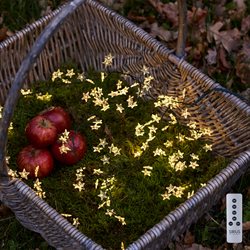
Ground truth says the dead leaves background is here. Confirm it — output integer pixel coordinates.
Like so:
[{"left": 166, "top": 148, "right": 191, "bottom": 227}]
[
  {"left": 1, "top": 0, "right": 250, "bottom": 93},
  {"left": 114, "top": 0, "right": 250, "bottom": 96}
]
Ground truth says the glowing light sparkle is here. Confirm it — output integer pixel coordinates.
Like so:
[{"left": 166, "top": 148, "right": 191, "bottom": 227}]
[{"left": 103, "top": 53, "right": 114, "bottom": 67}]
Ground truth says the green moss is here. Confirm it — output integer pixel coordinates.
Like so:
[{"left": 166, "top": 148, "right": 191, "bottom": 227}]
[{"left": 4, "top": 67, "right": 229, "bottom": 249}]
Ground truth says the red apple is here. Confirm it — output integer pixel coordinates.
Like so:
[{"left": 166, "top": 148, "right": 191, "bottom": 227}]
[
  {"left": 40, "top": 106, "right": 71, "bottom": 134},
  {"left": 17, "top": 145, "right": 54, "bottom": 179},
  {"left": 51, "top": 130, "right": 87, "bottom": 165},
  {"left": 25, "top": 115, "right": 57, "bottom": 148}
]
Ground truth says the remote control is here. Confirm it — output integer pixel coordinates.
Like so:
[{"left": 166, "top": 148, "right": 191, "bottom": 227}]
[{"left": 226, "top": 193, "right": 242, "bottom": 243}]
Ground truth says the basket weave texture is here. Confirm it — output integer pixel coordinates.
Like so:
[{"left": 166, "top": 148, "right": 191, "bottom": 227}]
[{"left": 0, "top": 0, "right": 250, "bottom": 249}]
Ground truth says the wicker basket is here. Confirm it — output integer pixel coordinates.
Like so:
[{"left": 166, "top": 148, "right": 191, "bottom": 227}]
[{"left": 0, "top": 0, "right": 249, "bottom": 249}]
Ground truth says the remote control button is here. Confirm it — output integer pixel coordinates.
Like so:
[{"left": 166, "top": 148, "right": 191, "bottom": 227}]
[
  {"left": 232, "top": 217, "right": 237, "bottom": 221},
  {"left": 232, "top": 198, "right": 237, "bottom": 203},
  {"left": 229, "top": 222, "right": 233, "bottom": 226},
  {"left": 232, "top": 205, "right": 237, "bottom": 209},
  {"left": 236, "top": 222, "right": 241, "bottom": 226},
  {"left": 232, "top": 210, "right": 237, "bottom": 215}
]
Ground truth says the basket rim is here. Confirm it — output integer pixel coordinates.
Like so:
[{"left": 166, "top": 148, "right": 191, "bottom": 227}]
[{"left": 0, "top": 0, "right": 250, "bottom": 248}]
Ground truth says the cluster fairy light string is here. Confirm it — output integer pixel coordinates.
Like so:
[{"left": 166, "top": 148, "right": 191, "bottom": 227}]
[
  {"left": 69, "top": 54, "right": 214, "bottom": 227},
  {"left": 3, "top": 53, "right": 214, "bottom": 201}
]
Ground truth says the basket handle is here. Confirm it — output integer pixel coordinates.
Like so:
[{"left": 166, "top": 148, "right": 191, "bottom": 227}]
[
  {"left": 0, "top": 0, "right": 86, "bottom": 177},
  {"left": 176, "top": 0, "right": 187, "bottom": 58}
]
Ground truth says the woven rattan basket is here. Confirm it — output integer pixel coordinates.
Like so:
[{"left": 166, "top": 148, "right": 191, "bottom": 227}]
[{"left": 0, "top": 0, "right": 250, "bottom": 249}]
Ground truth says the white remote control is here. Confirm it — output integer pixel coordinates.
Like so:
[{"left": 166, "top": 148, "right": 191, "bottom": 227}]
[{"left": 226, "top": 193, "right": 242, "bottom": 243}]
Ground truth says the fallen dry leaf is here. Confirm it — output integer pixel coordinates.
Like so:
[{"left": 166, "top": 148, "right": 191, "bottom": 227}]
[
  {"left": 215, "top": 2, "right": 226, "bottom": 17},
  {"left": 41, "top": 6, "right": 53, "bottom": 17},
  {"left": 236, "top": 40, "right": 250, "bottom": 85},
  {"left": 208, "top": 22, "right": 242, "bottom": 53},
  {"left": 148, "top": 0, "right": 179, "bottom": 27},
  {"left": 207, "top": 21, "right": 224, "bottom": 44},
  {"left": 150, "top": 22, "right": 177, "bottom": 42},
  {"left": 241, "top": 15, "right": 250, "bottom": 34},
  {"left": 148, "top": 1, "right": 207, "bottom": 31},
  {"left": 6, "top": 29, "right": 14, "bottom": 37},
  {"left": 233, "top": 0, "right": 247, "bottom": 13},
  {"left": 207, "top": 21, "right": 241, "bottom": 53},
  {"left": 160, "top": 1, "right": 179, "bottom": 26},
  {"left": 194, "top": 43, "right": 206, "bottom": 61},
  {"left": 243, "top": 221, "right": 250, "bottom": 231},
  {"left": 241, "top": 88, "right": 250, "bottom": 102},
  {"left": 187, "top": 7, "right": 207, "bottom": 32},
  {"left": 127, "top": 11, "right": 148, "bottom": 22},
  {"left": 0, "top": 27, "right": 8, "bottom": 42},
  {"left": 218, "top": 46, "right": 231, "bottom": 69},
  {"left": 205, "top": 48, "right": 217, "bottom": 65},
  {"left": 184, "top": 230, "right": 195, "bottom": 245},
  {"left": 0, "top": 25, "right": 14, "bottom": 42},
  {"left": 219, "top": 28, "right": 242, "bottom": 52},
  {"left": 185, "top": 243, "right": 212, "bottom": 250}
]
